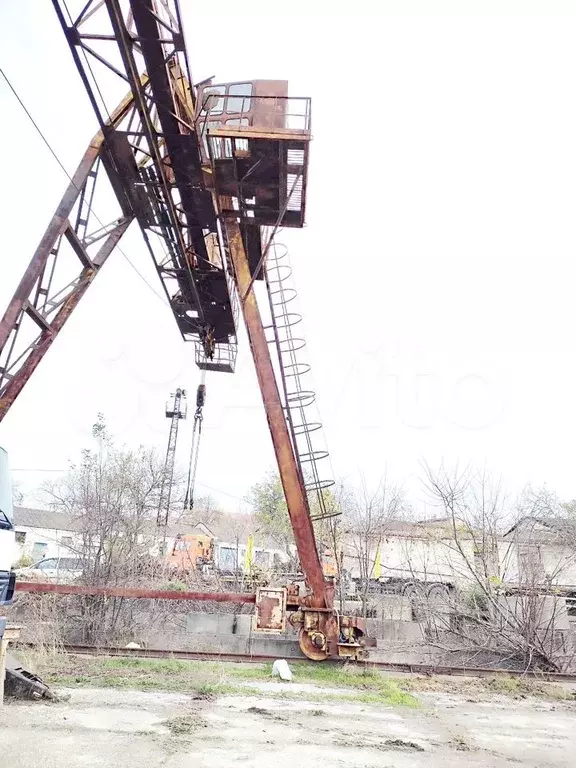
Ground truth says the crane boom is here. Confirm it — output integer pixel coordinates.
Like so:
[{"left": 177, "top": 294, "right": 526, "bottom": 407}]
[{"left": 0, "top": 0, "right": 370, "bottom": 660}]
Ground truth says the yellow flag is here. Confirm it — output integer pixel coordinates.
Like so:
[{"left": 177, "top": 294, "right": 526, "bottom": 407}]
[
  {"left": 374, "top": 547, "right": 381, "bottom": 579},
  {"left": 244, "top": 534, "right": 254, "bottom": 571}
]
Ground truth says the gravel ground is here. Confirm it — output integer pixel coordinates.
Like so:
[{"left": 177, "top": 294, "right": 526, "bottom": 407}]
[{"left": 1, "top": 684, "right": 575, "bottom": 767}]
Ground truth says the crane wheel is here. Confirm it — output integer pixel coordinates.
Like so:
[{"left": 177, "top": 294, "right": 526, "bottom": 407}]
[{"left": 298, "top": 627, "right": 329, "bottom": 661}]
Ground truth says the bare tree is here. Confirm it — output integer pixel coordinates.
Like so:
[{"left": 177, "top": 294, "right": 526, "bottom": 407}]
[
  {"left": 248, "top": 470, "right": 296, "bottom": 562},
  {"left": 310, "top": 484, "right": 347, "bottom": 611},
  {"left": 178, "top": 494, "right": 223, "bottom": 529},
  {"left": 42, "top": 415, "right": 182, "bottom": 643},
  {"left": 420, "top": 464, "right": 573, "bottom": 671},
  {"left": 342, "top": 478, "right": 407, "bottom": 618}
]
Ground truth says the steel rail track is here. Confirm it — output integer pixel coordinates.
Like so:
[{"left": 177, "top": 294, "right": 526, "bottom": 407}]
[{"left": 21, "top": 643, "right": 576, "bottom": 684}]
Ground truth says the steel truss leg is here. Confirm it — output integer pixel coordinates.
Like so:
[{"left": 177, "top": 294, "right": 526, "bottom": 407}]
[{"left": 0, "top": 94, "right": 136, "bottom": 422}]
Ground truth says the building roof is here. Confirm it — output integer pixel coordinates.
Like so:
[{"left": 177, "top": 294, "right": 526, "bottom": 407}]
[
  {"left": 190, "top": 514, "right": 281, "bottom": 550},
  {"left": 14, "top": 507, "right": 81, "bottom": 532},
  {"left": 13, "top": 506, "right": 200, "bottom": 539},
  {"left": 504, "top": 516, "right": 576, "bottom": 542}
]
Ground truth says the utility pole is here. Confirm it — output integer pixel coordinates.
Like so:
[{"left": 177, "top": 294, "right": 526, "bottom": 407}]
[{"left": 157, "top": 388, "right": 187, "bottom": 539}]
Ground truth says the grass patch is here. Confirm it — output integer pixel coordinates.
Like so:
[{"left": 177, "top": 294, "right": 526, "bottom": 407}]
[
  {"left": 30, "top": 652, "right": 419, "bottom": 707},
  {"left": 484, "top": 675, "right": 570, "bottom": 700},
  {"left": 29, "top": 649, "right": 569, "bottom": 706},
  {"left": 402, "top": 672, "right": 571, "bottom": 701}
]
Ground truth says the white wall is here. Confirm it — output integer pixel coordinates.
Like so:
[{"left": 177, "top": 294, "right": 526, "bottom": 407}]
[
  {"left": 15, "top": 527, "right": 177, "bottom": 564},
  {"left": 14, "top": 525, "right": 80, "bottom": 562},
  {"left": 343, "top": 535, "right": 477, "bottom": 587},
  {"left": 500, "top": 540, "right": 576, "bottom": 588},
  {"left": 344, "top": 532, "right": 576, "bottom": 592},
  {"left": 382, "top": 536, "right": 476, "bottom": 586}
]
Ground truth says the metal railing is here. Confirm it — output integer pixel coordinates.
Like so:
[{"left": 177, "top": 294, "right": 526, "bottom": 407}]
[
  {"left": 195, "top": 339, "right": 237, "bottom": 373},
  {"left": 196, "top": 95, "right": 311, "bottom": 163}
]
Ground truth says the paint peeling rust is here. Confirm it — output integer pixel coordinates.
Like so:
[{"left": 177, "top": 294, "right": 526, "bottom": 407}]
[{"left": 253, "top": 588, "right": 286, "bottom": 632}]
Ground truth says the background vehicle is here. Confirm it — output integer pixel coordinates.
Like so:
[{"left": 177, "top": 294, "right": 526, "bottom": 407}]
[
  {"left": 167, "top": 534, "right": 213, "bottom": 572},
  {"left": 14, "top": 556, "right": 85, "bottom": 582}
]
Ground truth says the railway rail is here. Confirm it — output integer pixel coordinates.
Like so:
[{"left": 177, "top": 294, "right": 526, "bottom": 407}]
[{"left": 19, "top": 643, "right": 576, "bottom": 684}]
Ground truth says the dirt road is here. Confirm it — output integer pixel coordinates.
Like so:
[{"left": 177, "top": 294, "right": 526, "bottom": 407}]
[{"left": 1, "top": 683, "right": 575, "bottom": 767}]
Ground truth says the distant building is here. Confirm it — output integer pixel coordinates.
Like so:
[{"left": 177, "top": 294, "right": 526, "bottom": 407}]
[
  {"left": 501, "top": 517, "right": 576, "bottom": 590},
  {"left": 12, "top": 506, "right": 289, "bottom": 572},
  {"left": 12, "top": 507, "right": 196, "bottom": 565},
  {"left": 341, "top": 515, "right": 576, "bottom": 599},
  {"left": 14, "top": 508, "right": 80, "bottom": 562},
  {"left": 187, "top": 518, "right": 289, "bottom": 573}
]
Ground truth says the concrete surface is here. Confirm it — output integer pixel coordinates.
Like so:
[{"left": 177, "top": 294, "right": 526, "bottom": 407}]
[{"left": 1, "top": 685, "right": 575, "bottom": 767}]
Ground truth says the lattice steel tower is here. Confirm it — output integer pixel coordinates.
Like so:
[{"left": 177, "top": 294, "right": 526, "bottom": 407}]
[{"left": 157, "top": 388, "right": 187, "bottom": 531}]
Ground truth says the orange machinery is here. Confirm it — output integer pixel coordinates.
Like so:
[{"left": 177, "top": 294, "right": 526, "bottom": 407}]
[{"left": 167, "top": 534, "right": 213, "bottom": 572}]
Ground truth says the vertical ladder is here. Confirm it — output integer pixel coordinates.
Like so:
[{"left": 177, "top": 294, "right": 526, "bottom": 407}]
[{"left": 264, "top": 238, "right": 339, "bottom": 523}]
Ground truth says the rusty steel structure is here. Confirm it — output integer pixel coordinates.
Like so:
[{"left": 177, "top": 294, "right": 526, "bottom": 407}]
[
  {"left": 15, "top": 581, "right": 256, "bottom": 603},
  {"left": 0, "top": 0, "right": 369, "bottom": 660}
]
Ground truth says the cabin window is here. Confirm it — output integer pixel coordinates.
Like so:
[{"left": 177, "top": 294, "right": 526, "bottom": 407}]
[
  {"left": 201, "top": 86, "right": 226, "bottom": 115},
  {"left": 226, "top": 83, "right": 252, "bottom": 114}
]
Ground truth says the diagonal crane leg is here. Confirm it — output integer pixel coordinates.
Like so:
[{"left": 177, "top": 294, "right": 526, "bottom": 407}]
[
  {"left": 0, "top": 93, "right": 136, "bottom": 422},
  {"left": 225, "top": 219, "right": 328, "bottom": 611}
]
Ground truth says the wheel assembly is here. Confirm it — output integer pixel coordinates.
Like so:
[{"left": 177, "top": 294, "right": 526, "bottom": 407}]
[{"left": 298, "top": 627, "right": 328, "bottom": 661}]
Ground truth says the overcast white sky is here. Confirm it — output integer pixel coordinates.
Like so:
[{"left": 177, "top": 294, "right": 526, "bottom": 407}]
[{"left": 1, "top": 0, "right": 576, "bottom": 513}]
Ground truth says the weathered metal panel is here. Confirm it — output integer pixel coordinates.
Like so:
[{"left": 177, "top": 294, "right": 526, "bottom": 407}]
[{"left": 253, "top": 587, "right": 287, "bottom": 633}]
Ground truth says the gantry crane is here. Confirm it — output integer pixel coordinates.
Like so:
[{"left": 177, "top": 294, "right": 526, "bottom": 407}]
[{"left": 0, "top": 0, "right": 369, "bottom": 660}]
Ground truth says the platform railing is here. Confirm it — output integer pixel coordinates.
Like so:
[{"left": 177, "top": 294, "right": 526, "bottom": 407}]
[
  {"left": 196, "top": 95, "right": 311, "bottom": 163},
  {"left": 195, "top": 339, "right": 237, "bottom": 373}
]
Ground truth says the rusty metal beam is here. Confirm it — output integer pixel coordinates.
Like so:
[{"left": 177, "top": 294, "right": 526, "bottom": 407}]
[
  {"left": 0, "top": 78, "right": 144, "bottom": 423},
  {"left": 51, "top": 2, "right": 237, "bottom": 358},
  {"left": 0, "top": 218, "right": 131, "bottom": 421},
  {"left": 15, "top": 581, "right": 256, "bottom": 603},
  {"left": 225, "top": 219, "right": 328, "bottom": 610},
  {"left": 0, "top": 87, "right": 138, "bottom": 356},
  {"left": 65, "top": 224, "right": 95, "bottom": 268},
  {"left": 23, "top": 302, "right": 52, "bottom": 332}
]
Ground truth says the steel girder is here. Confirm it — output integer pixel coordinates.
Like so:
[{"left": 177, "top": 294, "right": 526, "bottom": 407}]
[{"left": 51, "top": 0, "right": 238, "bottom": 348}]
